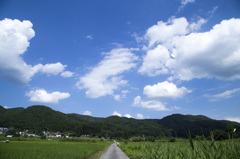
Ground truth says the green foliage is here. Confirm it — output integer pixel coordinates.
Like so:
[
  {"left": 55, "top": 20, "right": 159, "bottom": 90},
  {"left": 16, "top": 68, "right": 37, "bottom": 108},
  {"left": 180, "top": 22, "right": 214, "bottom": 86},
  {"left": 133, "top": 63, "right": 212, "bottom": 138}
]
[
  {"left": 169, "top": 138, "right": 176, "bottom": 142},
  {"left": 145, "top": 136, "right": 155, "bottom": 142},
  {"left": 211, "top": 129, "right": 228, "bottom": 140},
  {"left": 132, "top": 137, "right": 144, "bottom": 142},
  {"left": 120, "top": 139, "right": 240, "bottom": 159},
  {"left": 195, "top": 135, "right": 205, "bottom": 140}
]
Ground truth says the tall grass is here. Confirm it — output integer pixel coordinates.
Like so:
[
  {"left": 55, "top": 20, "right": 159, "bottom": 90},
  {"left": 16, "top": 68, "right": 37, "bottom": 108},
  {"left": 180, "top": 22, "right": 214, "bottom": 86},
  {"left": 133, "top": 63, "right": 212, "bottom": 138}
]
[
  {"left": 0, "top": 140, "right": 110, "bottom": 159},
  {"left": 119, "top": 139, "right": 240, "bottom": 159}
]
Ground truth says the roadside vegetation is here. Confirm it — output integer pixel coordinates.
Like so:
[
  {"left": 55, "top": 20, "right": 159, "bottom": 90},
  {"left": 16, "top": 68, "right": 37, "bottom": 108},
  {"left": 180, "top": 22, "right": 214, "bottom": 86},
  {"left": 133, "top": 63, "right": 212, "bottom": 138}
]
[
  {"left": 0, "top": 136, "right": 111, "bottom": 159},
  {"left": 119, "top": 134, "right": 240, "bottom": 159}
]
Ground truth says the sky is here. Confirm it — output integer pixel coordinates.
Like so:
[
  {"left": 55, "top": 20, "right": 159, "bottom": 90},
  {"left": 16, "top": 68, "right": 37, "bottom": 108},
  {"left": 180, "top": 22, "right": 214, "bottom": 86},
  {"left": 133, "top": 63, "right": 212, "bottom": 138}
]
[{"left": 0, "top": 0, "right": 240, "bottom": 122}]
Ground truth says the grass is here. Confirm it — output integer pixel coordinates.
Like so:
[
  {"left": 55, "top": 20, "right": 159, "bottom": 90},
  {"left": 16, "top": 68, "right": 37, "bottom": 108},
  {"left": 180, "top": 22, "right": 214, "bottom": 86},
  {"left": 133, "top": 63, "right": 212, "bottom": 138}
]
[
  {"left": 0, "top": 137, "right": 111, "bottom": 159},
  {"left": 119, "top": 139, "right": 240, "bottom": 159}
]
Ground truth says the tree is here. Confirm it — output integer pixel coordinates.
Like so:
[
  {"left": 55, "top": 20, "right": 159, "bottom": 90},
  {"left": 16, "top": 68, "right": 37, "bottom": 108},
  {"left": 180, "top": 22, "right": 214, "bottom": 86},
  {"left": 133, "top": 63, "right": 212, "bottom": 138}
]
[{"left": 212, "top": 130, "right": 228, "bottom": 140}]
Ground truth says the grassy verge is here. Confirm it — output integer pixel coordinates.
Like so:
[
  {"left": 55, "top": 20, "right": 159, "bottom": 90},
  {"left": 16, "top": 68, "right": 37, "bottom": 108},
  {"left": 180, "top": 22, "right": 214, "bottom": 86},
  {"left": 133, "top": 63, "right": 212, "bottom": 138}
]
[{"left": 87, "top": 144, "right": 110, "bottom": 159}]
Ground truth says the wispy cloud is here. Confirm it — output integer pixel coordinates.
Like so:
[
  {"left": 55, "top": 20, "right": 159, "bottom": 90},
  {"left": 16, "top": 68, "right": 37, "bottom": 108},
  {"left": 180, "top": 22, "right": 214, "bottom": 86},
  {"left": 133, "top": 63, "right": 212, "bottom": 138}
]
[
  {"left": 178, "top": 0, "right": 195, "bottom": 12},
  {"left": 225, "top": 117, "right": 240, "bottom": 123},
  {"left": 133, "top": 96, "right": 169, "bottom": 111},
  {"left": 76, "top": 48, "right": 138, "bottom": 99},
  {"left": 86, "top": 34, "right": 93, "bottom": 40},
  {"left": 208, "top": 6, "right": 218, "bottom": 17},
  {"left": 204, "top": 88, "right": 240, "bottom": 101}
]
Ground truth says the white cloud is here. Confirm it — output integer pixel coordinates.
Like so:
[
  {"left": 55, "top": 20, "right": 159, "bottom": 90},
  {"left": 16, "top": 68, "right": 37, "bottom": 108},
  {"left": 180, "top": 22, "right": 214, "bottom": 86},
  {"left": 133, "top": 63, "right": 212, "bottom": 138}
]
[
  {"left": 181, "top": 0, "right": 195, "bottom": 5},
  {"left": 225, "top": 117, "right": 240, "bottom": 123},
  {"left": 113, "top": 94, "right": 121, "bottom": 101},
  {"left": 136, "top": 114, "right": 144, "bottom": 119},
  {"left": 83, "top": 110, "right": 92, "bottom": 116},
  {"left": 143, "top": 81, "right": 191, "bottom": 99},
  {"left": 112, "top": 111, "right": 122, "bottom": 117},
  {"left": 26, "top": 89, "right": 70, "bottom": 104},
  {"left": 61, "top": 71, "right": 74, "bottom": 78},
  {"left": 76, "top": 48, "right": 138, "bottom": 98},
  {"left": 124, "top": 114, "right": 133, "bottom": 118},
  {"left": 133, "top": 96, "right": 169, "bottom": 111},
  {"left": 33, "top": 62, "right": 66, "bottom": 75},
  {"left": 140, "top": 18, "right": 240, "bottom": 81},
  {"left": 144, "top": 17, "right": 189, "bottom": 47},
  {"left": 138, "top": 45, "right": 170, "bottom": 76},
  {"left": 0, "top": 18, "right": 70, "bottom": 85},
  {"left": 113, "top": 90, "right": 130, "bottom": 101},
  {"left": 205, "top": 88, "right": 240, "bottom": 101},
  {"left": 189, "top": 16, "right": 207, "bottom": 31},
  {"left": 178, "top": 0, "right": 195, "bottom": 11},
  {"left": 3, "top": 106, "right": 10, "bottom": 109},
  {"left": 86, "top": 35, "right": 93, "bottom": 40},
  {"left": 171, "top": 106, "right": 181, "bottom": 110},
  {"left": 0, "top": 18, "right": 35, "bottom": 85}
]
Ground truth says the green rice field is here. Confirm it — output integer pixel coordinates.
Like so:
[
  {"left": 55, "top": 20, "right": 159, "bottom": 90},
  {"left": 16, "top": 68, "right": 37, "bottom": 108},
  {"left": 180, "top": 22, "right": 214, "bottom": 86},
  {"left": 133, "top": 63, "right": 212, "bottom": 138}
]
[{"left": 0, "top": 137, "right": 110, "bottom": 159}]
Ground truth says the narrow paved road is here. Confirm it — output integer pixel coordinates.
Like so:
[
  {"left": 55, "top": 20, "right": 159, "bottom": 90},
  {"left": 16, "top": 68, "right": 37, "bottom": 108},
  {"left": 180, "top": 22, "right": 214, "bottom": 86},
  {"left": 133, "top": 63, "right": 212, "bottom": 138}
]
[{"left": 100, "top": 143, "right": 129, "bottom": 159}]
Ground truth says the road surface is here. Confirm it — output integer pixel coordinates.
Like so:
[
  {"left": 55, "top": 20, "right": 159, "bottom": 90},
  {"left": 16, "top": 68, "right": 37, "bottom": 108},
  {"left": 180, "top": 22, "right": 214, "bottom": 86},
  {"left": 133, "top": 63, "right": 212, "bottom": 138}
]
[{"left": 100, "top": 143, "right": 129, "bottom": 159}]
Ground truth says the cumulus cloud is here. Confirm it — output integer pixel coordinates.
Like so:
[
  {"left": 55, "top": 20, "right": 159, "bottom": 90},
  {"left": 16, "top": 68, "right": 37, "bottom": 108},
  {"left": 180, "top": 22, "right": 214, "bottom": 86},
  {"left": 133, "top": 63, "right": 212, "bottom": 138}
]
[
  {"left": 0, "top": 18, "right": 35, "bottom": 85},
  {"left": 138, "top": 45, "right": 170, "bottom": 76},
  {"left": 140, "top": 18, "right": 240, "bottom": 81},
  {"left": 225, "top": 117, "right": 240, "bottom": 123},
  {"left": 112, "top": 111, "right": 122, "bottom": 117},
  {"left": 143, "top": 81, "right": 191, "bottom": 99},
  {"left": 136, "top": 114, "right": 144, "bottom": 119},
  {"left": 83, "top": 110, "right": 92, "bottom": 116},
  {"left": 32, "top": 62, "right": 67, "bottom": 76},
  {"left": 26, "top": 89, "right": 70, "bottom": 104},
  {"left": 124, "top": 114, "right": 133, "bottom": 118},
  {"left": 34, "top": 62, "right": 66, "bottom": 75},
  {"left": 61, "top": 71, "right": 74, "bottom": 78},
  {"left": 0, "top": 18, "right": 70, "bottom": 85},
  {"left": 144, "top": 17, "right": 189, "bottom": 47},
  {"left": 76, "top": 48, "right": 138, "bottom": 98},
  {"left": 133, "top": 96, "right": 169, "bottom": 111},
  {"left": 204, "top": 88, "right": 240, "bottom": 101}
]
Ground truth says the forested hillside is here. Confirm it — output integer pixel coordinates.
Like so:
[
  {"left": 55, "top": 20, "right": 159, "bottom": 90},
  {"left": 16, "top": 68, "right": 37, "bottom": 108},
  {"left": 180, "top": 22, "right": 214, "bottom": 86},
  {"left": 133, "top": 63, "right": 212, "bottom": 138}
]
[{"left": 0, "top": 105, "right": 239, "bottom": 138}]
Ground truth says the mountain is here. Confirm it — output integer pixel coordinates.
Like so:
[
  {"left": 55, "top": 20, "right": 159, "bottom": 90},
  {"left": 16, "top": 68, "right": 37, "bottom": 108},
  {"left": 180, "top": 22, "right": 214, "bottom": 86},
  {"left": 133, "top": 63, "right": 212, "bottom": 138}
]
[
  {"left": 0, "top": 105, "right": 239, "bottom": 138},
  {"left": 152, "top": 114, "right": 240, "bottom": 137}
]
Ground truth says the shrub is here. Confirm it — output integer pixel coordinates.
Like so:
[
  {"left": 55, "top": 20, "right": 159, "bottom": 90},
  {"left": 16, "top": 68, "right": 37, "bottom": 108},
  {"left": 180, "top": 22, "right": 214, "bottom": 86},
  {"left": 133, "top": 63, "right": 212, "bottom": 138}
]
[{"left": 132, "top": 137, "right": 144, "bottom": 142}]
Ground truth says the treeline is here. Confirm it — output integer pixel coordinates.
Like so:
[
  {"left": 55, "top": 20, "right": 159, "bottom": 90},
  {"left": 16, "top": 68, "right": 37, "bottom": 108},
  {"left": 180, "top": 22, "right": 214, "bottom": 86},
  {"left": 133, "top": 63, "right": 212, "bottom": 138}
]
[{"left": 1, "top": 105, "right": 240, "bottom": 139}]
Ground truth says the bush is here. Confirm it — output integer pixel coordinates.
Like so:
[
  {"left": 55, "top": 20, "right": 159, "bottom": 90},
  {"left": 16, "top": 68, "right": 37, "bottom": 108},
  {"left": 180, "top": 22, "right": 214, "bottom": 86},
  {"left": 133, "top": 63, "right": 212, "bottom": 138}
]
[
  {"left": 146, "top": 136, "right": 155, "bottom": 142},
  {"left": 211, "top": 130, "right": 228, "bottom": 140},
  {"left": 169, "top": 138, "right": 176, "bottom": 142},
  {"left": 195, "top": 135, "right": 204, "bottom": 141},
  {"left": 132, "top": 137, "right": 144, "bottom": 142}
]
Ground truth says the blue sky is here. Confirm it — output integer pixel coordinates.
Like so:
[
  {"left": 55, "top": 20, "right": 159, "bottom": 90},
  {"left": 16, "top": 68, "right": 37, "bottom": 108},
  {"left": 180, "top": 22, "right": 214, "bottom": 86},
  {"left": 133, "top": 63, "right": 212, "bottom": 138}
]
[{"left": 0, "top": 0, "right": 240, "bottom": 122}]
